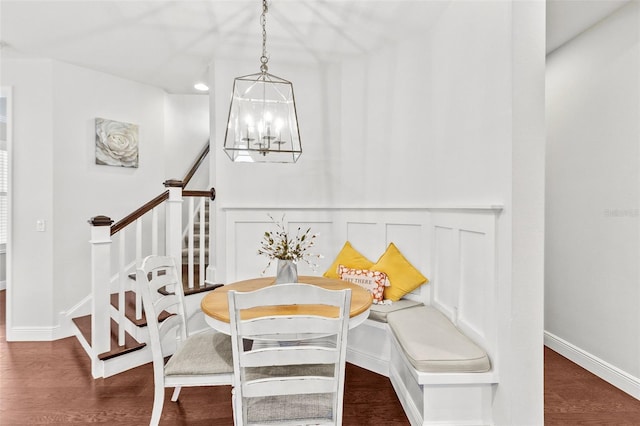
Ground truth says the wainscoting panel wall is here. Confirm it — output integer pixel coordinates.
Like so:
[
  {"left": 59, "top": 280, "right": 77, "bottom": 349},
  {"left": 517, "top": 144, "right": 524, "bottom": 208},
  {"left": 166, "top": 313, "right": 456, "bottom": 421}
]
[
  {"left": 221, "top": 207, "right": 500, "bottom": 366},
  {"left": 221, "top": 209, "right": 433, "bottom": 286},
  {"left": 430, "top": 210, "right": 498, "bottom": 365}
]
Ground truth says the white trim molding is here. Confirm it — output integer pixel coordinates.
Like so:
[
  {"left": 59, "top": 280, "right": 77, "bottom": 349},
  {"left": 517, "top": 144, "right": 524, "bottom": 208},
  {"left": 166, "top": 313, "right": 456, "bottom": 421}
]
[
  {"left": 545, "top": 331, "right": 640, "bottom": 400},
  {"left": 8, "top": 325, "right": 61, "bottom": 341}
]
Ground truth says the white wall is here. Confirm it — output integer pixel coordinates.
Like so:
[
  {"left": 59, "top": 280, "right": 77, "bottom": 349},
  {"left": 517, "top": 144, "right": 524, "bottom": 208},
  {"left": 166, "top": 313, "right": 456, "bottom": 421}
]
[
  {"left": 50, "top": 61, "right": 168, "bottom": 328},
  {"left": 1, "top": 58, "right": 210, "bottom": 338},
  {"left": 212, "top": 2, "right": 545, "bottom": 424},
  {"left": 164, "top": 94, "right": 210, "bottom": 187},
  {"left": 546, "top": 1, "right": 640, "bottom": 393},
  {"left": 1, "top": 59, "right": 55, "bottom": 337}
]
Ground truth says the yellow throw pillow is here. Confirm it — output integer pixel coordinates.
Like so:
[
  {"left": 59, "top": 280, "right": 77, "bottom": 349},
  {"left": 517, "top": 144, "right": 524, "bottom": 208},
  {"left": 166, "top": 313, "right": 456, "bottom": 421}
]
[
  {"left": 323, "top": 241, "right": 374, "bottom": 279},
  {"left": 373, "top": 243, "right": 428, "bottom": 301}
]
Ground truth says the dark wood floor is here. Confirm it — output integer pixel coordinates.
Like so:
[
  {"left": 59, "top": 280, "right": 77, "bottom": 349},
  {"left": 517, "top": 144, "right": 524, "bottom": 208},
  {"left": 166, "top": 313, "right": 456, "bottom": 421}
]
[
  {"left": 1, "top": 290, "right": 639, "bottom": 425},
  {"left": 544, "top": 346, "right": 640, "bottom": 425}
]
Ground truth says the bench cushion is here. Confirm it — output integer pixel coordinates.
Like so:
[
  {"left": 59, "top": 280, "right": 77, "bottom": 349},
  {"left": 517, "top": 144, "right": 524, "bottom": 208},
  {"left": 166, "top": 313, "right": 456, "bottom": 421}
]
[
  {"left": 368, "top": 299, "right": 423, "bottom": 323},
  {"left": 387, "top": 306, "right": 490, "bottom": 373}
]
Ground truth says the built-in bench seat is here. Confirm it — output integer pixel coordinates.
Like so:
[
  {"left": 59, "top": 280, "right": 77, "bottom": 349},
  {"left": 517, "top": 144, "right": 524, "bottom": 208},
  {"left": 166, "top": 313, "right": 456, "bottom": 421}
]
[
  {"left": 350, "top": 303, "right": 498, "bottom": 425},
  {"left": 368, "top": 299, "right": 423, "bottom": 323},
  {"left": 387, "top": 306, "right": 490, "bottom": 374}
]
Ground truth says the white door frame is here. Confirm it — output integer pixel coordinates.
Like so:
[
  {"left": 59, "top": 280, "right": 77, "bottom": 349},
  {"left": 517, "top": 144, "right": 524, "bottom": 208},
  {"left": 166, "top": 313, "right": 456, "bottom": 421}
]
[{"left": 1, "top": 86, "right": 13, "bottom": 335}]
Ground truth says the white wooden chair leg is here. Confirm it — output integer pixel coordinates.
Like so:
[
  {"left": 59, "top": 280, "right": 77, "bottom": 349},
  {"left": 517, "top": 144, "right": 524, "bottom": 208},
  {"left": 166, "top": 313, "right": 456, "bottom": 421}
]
[
  {"left": 150, "top": 386, "right": 164, "bottom": 426},
  {"left": 171, "top": 386, "right": 181, "bottom": 402},
  {"left": 231, "top": 387, "right": 239, "bottom": 426}
]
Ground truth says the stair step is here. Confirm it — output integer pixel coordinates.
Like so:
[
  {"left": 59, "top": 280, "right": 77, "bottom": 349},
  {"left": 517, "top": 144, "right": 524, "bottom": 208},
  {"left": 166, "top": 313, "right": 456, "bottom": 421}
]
[
  {"left": 72, "top": 315, "right": 146, "bottom": 361},
  {"left": 182, "top": 247, "right": 209, "bottom": 255},
  {"left": 187, "top": 221, "right": 210, "bottom": 230},
  {"left": 110, "top": 291, "right": 172, "bottom": 327},
  {"left": 129, "top": 266, "right": 221, "bottom": 297},
  {"left": 182, "top": 233, "right": 209, "bottom": 245},
  {"left": 160, "top": 265, "right": 223, "bottom": 296},
  {"left": 181, "top": 251, "right": 209, "bottom": 263}
]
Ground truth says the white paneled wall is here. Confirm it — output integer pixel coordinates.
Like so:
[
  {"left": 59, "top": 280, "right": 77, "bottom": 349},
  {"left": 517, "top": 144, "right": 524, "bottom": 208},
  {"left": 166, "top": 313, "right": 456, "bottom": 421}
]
[
  {"left": 220, "top": 206, "right": 500, "bottom": 366},
  {"left": 221, "top": 208, "right": 432, "bottom": 295},
  {"left": 430, "top": 211, "right": 498, "bottom": 365}
]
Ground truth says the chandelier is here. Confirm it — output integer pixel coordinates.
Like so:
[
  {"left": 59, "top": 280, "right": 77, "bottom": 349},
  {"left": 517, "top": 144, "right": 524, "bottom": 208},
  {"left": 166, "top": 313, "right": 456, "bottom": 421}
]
[{"left": 223, "top": 0, "right": 302, "bottom": 163}]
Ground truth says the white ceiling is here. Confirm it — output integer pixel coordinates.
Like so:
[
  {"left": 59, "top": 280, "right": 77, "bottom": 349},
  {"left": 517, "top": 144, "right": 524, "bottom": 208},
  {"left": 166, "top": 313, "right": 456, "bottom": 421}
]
[
  {"left": 0, "top": 0, "right": 633, "bottom": 94},
  {"left": 0, "top": 0, "right": 449, "bottom": 94},
  {"left": 546, "top": 0, "right": 631, "bottom": 54}
]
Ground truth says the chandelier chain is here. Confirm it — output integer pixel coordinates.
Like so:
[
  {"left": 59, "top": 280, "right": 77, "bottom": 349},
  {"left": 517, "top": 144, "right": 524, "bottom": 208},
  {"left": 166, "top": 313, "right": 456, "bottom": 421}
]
[{"left": 260, "top": 0, "right": 269, "bottom": 72}]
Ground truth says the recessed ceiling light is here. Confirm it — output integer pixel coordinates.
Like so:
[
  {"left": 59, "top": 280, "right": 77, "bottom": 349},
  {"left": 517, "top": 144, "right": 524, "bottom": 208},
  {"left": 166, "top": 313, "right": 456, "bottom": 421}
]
[{"left": 194, "top": 82, "right": 209, "bottom": 92}]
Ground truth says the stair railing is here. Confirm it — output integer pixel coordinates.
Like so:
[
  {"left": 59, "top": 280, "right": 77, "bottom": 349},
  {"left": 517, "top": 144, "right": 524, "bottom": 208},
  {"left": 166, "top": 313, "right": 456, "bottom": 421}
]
[
  {"left": 87, "top": 141, "right": 213, "bottom": 378},
  {"left": 182, "top": 188, "right": 216, "bottom": 290}
]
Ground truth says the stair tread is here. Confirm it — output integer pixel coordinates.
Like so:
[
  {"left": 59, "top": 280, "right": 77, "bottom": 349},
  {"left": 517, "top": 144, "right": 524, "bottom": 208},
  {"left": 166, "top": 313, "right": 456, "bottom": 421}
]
[
  {"left": 110, "top": 291, "right": 172, "bottom": 327},
  {"left": 177, "top": 264, "right": 223, "bottom": 296},
  {"left": 129, "top": 265, "right": 219, "bottom": 295},
  {"left": 72, "top": 315, "right": 146, "bottom": 361},
  {"left": 99, "top": 319, "right": 146, "bottom": 360}
]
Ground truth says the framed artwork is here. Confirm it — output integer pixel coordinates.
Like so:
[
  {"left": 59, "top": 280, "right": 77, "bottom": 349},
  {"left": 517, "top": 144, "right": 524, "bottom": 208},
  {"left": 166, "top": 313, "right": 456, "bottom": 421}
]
[{"left": 95, "top": 117, "right": 139, "bottom": 168}]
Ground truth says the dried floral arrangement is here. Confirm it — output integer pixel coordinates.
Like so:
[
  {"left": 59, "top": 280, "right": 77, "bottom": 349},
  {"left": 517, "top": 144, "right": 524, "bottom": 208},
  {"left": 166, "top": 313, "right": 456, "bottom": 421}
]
[{"left": 258, "top": 215, "right": 322, "bottom": 274}]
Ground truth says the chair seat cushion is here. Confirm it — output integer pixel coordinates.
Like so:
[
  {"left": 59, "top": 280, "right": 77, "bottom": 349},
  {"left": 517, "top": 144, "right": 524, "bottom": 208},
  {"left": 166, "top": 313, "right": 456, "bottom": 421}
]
[
  {"left": 246, "top": 393, "right": 333, "bottom": 424},
  {"left": 165, "top": 330, "right": 233, "bottom": 376},
  {"left": 243, "top": 361, "right": 336, "bottom": 422},
  {"left": 368, "top": 299, "right": 423, "bottom": 323},
  {"left": 387, "top": 306, "right": 490, "bottom": 373}
]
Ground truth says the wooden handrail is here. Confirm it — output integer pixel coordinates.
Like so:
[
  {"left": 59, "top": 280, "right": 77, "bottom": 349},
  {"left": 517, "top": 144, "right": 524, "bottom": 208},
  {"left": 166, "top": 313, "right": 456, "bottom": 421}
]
[
  {"left": 182, "top": 141, "right": 210, "bottom": 188},
  {"left": 110, "top": 190, "right": 170, "bottom": 236},
  {"left": 92, "top": 141, "right": 211, "bottom": 236},
  {"left": 183, "top": 187, "right": 216, "bottom": 201}
]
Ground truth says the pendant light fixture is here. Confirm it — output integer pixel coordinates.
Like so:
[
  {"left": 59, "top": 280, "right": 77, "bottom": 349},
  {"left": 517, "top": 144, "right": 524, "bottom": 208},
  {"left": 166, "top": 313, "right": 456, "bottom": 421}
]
[{"left": 223, "top": 0, "right": 302, "bottom": 163}]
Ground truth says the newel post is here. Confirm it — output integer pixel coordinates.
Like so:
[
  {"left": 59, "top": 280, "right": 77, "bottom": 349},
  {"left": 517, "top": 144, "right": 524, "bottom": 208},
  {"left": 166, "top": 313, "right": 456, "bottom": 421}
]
[
  {"left": 164, "top": 180, "right": 184, "bottom": 283},
  {"left": 89, "top": 215, "right": 113, "bottom": 378},
  {"left": 206, "top": 187, "right": 217, "bottom": 284}
]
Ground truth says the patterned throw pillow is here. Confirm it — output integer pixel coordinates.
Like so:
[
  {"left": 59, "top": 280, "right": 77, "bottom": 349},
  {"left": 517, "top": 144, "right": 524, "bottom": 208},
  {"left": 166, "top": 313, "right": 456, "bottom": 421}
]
[{"left": 338, "top": 265, "right": 389, "bottom": 303}]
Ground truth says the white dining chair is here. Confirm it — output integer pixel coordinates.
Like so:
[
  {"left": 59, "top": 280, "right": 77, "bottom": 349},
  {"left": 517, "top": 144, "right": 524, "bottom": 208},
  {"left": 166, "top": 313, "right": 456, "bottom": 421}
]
[
  {"left": 137, "top": 255, "right": 234, "bottom": 426},
  {"left": 227, "top": 283, "right": 352, "bottom": 426}
]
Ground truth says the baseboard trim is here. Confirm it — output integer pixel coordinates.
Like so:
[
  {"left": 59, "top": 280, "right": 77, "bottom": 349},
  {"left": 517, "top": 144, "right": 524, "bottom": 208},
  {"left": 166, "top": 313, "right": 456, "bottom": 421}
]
[
  {"left": 6, "top": 325, "right": 60, "bottom": 341},
  {"left": 389, "top": 362, "right": 423, "bottom": 426},
  {"left": 0, "top": 280, "right": 6, "bottom": 290},
  {"left": 347, "top": 347, "right": 389, "bottom": 377},
  {"left": 544, "top": 331, "right": 640, "bottom": 400}
]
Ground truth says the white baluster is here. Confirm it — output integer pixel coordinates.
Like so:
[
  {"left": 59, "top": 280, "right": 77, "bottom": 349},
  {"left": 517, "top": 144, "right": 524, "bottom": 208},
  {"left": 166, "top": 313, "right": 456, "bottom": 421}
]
[
  {"left": 152, "top": 208, "right": 158, "bottom": 255},
  {"left": 199, "top": 198, "right": 205, "bottom": 287},
  {"left": 188, "top": 197, "right": 195, "bottom": 289},
  {"left": 206, "top": 196, "right": 216, "bottom": 284},
  {"left": 118, "top": 228, "right": 126, "bottom": 347},
  {"left": 135, "top": 218, "right": 142, "bottom": 321}
]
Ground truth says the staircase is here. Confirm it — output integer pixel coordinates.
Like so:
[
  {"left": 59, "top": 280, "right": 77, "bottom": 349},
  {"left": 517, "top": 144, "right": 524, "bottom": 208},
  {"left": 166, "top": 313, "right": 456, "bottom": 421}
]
[
  {"left": 180, "top": 199, "right": 218, "bottom": 295},
  {"left": 72, "top": 142, "right": 222, "bottom": 378},
  {"left": 71, "top": 267, "right": 220, "bottom": 377}
]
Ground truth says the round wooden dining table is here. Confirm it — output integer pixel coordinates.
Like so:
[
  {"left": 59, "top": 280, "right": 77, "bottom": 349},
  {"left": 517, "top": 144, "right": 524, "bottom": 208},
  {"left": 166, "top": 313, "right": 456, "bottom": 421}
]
[{"left": 200, "top": 275, "right": 373, "bottom": 335}]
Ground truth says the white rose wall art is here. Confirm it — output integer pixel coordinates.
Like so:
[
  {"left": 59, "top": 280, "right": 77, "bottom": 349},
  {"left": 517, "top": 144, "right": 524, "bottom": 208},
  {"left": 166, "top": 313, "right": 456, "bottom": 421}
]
[{"left": 95, "top": 117, "right": 139, "bottom": 168}]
